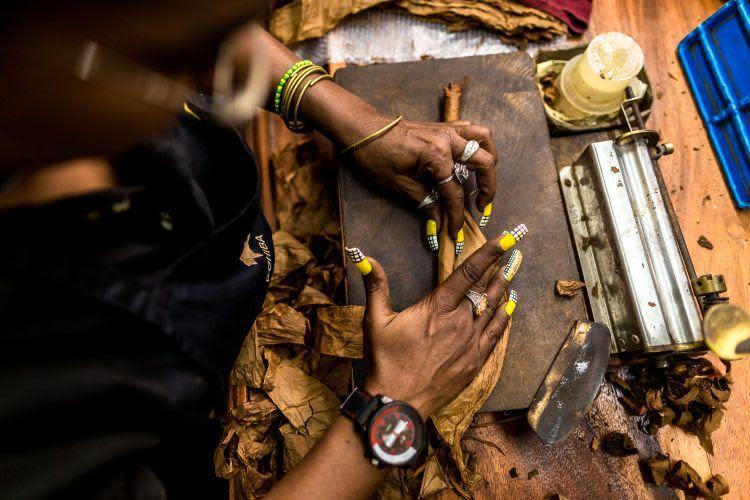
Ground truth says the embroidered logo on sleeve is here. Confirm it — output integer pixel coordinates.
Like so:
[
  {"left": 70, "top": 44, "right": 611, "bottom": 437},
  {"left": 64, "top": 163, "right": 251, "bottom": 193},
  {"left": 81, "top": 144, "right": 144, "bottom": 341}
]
[{"left": 240, "top": 233, "right": 273, "bottom": 282}]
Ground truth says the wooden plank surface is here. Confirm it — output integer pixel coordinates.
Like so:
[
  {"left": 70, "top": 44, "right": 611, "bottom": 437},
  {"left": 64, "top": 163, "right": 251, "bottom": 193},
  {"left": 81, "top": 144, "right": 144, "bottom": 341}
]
[
  {"left": 250, "top": 0, "right": 749, "bottom": 495},
  {"left": 335, "top": 53, "right": 588, "bottom": 412},
  {"left": 459, "top": 1, "right": 747, "bottom": 498},
  {"left": 584, "top": 1, "right": 750, "bottom": 497}
]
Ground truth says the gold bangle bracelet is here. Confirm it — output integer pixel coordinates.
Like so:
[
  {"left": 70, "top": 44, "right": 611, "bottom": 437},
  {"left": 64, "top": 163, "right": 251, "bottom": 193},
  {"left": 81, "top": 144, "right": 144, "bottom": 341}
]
[
  {"left": 341, "top": 115, "right": 403, "bottom": 155},
  {"left": 281, "top": 65, "right": 325, "bottom": 121},
  {"left": 280, "top": 65, "right": 318, "bottom": 118},
  {"left": 289, "top": 73, "right": 334, "bottom": 132}
]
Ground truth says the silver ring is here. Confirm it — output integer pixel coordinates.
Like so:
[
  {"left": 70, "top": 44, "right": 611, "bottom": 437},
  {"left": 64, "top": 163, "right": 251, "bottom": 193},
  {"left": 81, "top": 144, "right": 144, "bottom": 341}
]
[
  {"left": 453, "top": 162, "right": 469, "bottom": 184},
  {"left": 417, "top": 190, "right": 439, "bottom": 210},
  {"left": 436, "top": 163, "right": 469, "bottom": 186},
  {"left": 465, "top": 290, "right": 489, "bottom": 317},
  {"left": 436, "top": 173, "right": 455, "bottom": 185},
  {"left": 460, "top": 140, "right": 480, "bottom": 163}
]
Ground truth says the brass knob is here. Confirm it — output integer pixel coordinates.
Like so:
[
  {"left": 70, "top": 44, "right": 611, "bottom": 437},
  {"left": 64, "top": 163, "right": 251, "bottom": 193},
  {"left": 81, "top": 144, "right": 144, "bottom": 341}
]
[
  {"left": 703, "top": 303, "right": 750, "bottom": 360},
  {"left": 660, "top": 142, "right": 674, "bottom": 155},
  {"left": 691, "top": 274, "right": 727, "bottom": 295}
]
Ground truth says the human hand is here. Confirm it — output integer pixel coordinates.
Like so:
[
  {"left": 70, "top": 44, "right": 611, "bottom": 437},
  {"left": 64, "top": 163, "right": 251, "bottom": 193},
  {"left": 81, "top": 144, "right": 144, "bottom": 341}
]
[
  {"left": 346, "top": 114, "right": 499, "bottom": 253},
  {"left": 345, "top": 225, "right": 526, "bottom": 419}
]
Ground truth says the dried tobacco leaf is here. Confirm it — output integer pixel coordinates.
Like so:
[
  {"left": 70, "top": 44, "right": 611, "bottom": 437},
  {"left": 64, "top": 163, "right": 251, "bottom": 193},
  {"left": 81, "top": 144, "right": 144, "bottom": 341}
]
[
  {"left": 555, "top": 279, "right": 586, "bottom": 297},
  {"left": 214, "top": 391, "right": 279, "bottom": 497},
  {"left": 294, "top": 285, "right": 334, "bottom": 309},
  {"left": 230, "top": 324, "right": 266, "bottom": 388},
  {"left": 600, "top": 432, "right": 638, "bottom": 457},
  {"left": 314, "top": 305, "right": 364, "bottom": 358},
  {"left": 263, "top": 349, "right": 340, "bottom": 437},
  {"left": 256, "top": 303, "right": 309, "bottom": 346}
]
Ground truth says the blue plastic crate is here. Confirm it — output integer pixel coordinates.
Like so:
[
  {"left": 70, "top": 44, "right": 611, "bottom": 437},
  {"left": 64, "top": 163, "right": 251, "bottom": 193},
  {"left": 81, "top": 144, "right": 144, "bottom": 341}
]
[{"left": 678, "top": 0, "right": 750, "bottom": 209}]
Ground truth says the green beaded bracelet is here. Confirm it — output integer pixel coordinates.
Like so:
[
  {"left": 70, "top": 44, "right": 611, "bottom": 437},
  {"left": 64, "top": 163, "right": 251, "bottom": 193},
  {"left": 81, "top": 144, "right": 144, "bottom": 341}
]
[{"left": 274, "top": 60, "right": 312, "bottom": 113}]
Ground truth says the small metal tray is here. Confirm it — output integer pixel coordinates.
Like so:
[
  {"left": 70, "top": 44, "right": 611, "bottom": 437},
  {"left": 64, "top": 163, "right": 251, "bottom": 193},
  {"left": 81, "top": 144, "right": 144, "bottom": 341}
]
[
  {"left": 535, "top": 44, "right": 654, "bottom": 137},
  {"left": 678, "top": 0, "right": 750, "bottom": 209}
]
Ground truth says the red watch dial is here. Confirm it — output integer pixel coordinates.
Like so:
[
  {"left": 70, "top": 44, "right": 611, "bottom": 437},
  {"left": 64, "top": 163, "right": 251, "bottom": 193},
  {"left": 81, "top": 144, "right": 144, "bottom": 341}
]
[{"left": 367, "top": 402, "right": 423, "bottom": 466}]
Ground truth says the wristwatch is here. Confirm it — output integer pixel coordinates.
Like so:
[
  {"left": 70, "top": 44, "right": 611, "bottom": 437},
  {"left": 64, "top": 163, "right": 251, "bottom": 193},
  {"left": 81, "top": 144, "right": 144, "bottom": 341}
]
[{"left": 340, "top": 387, "right": 425, "bottom": 467}]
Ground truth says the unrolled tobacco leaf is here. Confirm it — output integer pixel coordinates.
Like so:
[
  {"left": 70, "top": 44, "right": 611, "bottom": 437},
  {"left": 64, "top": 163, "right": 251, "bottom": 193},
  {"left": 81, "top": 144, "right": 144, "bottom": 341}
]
[
  {"left": 214, "top": 391, "right": 279, "bottom": 497},
  {"left": 230, "top": 324, "right": 266, "bottom": 388},
  {"left": 268, "top": 0, "right": 566, "bottom": 46},
  {"left": 256, "top": 303, "right": 309, "bottom": 346},
  {"left": 555, "top": 279, "right": 585, "bottom": 297},
  {"left": 314, "top": 305, "right": 365, "bottom": 358},
  {"left": 294, "top": 285, "right": 334, "bottom": 309},
  {"left": 600, "top": 432, "right": 638, "bottom": 457},
  {"left": 263, "top": 349, "right": 340, "bottom": 437}
]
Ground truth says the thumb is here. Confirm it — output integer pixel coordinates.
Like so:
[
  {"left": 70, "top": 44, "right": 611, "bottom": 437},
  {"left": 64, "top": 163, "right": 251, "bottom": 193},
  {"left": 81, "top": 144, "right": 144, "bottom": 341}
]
[{"left": 345, "top": 247, "right": 393, "bottom": 321}]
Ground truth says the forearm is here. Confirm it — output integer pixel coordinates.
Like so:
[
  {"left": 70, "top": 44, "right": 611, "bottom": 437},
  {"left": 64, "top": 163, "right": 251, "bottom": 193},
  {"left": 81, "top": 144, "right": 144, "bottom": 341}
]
[
  {"left": 265, "top": 416, "right": 389, "bottom": 499},
  {"left": 250, "top": 27, "right": 391, "bottom": 146}
]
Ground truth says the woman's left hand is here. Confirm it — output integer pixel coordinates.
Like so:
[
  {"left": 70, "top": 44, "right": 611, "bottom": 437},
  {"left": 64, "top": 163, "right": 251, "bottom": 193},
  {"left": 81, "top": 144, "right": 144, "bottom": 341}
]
[{"left": 347, "top": 114, "right": 499, "bottom": 249}]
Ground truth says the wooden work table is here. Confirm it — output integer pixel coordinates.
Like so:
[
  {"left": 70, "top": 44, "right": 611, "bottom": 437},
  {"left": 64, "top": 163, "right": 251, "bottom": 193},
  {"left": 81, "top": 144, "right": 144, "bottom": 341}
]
[
  {"left": 250, "top": 0, "right": 749, "bottom": 497},
  {"left": 589, "top": 0, "right": 750, "bottom": 496},
  {"left": 461, "top": 1, "right": 749, "bottom": 497}
]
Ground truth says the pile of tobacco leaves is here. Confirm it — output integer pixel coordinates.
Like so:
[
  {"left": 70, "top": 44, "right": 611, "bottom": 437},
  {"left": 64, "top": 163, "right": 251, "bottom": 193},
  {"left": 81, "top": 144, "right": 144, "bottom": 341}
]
[
  {"left": 607, "top": 355, "right": 731, "bottom": 454},
  {"left": 606, "top": 355, "right": 733, "bottom": 498}
]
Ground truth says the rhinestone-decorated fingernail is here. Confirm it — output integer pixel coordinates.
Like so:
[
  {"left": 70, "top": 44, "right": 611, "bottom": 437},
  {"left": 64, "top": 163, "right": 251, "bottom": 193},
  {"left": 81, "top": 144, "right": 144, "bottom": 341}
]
[
  {"left": 345, "top": 247, "right": 372, "bottom": 275},
  {"left": 455, "top": 228, "right": 465, "bottom": 254},
  {"left": 426, "top": 219, "right": 438, "bottom": 252},
  {"left": 503, "top": 250, "right": 522, "bottom": 282},
  {"left": 499, "top": 224, "right": 528, "bottom": 251},
  {"left": 505, "top": 290, "right": 518, "bottom": 316},
  {"left": 479, "top": 203, "right": 492, "bottom": 228}
]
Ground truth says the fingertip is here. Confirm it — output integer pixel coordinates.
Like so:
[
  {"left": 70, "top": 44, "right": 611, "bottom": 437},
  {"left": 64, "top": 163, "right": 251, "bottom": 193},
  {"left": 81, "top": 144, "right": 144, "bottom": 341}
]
[
  {"left": 345, "top": 246, "right": 373, "bottom": 276},
  {"left": 455, "top": 227, "right": 465, "bottom": 254},
  {"left": 478, "top": 202, "right": 492, "bottom": 228},
  {"left": 504, "top": 290, "right": 518, "bottom": 316},
  {"left": 425, "top": 219, "right": 439, "bottom": 252}
]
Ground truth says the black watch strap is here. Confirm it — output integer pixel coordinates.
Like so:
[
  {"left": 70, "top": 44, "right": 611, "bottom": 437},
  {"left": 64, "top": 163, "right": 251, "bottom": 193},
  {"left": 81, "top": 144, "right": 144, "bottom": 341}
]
[{"left": 340, "top": 387, "right": 381, "bottom": 433}]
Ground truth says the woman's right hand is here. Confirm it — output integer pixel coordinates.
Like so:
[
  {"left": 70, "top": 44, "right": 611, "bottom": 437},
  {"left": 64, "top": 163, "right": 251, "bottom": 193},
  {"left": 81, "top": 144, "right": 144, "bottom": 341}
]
[{"left": 345, "top": 225, "right": 526, "bottom": 419}]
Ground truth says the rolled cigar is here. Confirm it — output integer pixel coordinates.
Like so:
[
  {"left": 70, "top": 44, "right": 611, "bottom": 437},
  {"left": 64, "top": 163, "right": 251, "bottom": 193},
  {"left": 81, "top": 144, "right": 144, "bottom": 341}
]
[{"left": 442, "top": 78, "right": 466, "bottom": 122}]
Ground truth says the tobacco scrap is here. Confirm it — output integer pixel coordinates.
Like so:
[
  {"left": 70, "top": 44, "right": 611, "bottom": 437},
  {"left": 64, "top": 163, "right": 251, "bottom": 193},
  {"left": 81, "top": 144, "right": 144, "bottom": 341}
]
[
  {"left": 698, "top": 235, "right": 714, "bottom": 250},
  {"left": 641, "top": 453, "right": 729, "bottom": 498},
  {"left": 509, "top": 467, "right": 519, "bottom": 478},
  {"left": 555, "top": 279, "right": 585, "bottom": 297},
  {"left": 600, "top": 432, "right": 638, "bottom": 457},
  {"left": 540, "top": 73, "right": 559, "bottom": 106},
  {"left": 590, "top": 435, "right": 600, "bottom": 451},
  {"left": 607, "top": 355, "right": 732, "bottom": 454},
  {"left": 527, "top": 469, "right": 539, "bottom": 480}
]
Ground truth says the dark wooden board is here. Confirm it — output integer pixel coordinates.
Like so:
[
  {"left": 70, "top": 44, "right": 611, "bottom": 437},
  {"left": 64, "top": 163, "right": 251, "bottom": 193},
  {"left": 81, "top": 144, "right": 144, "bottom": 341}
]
[{"left": 336, "top": 54, "right": 587, "bottom": 411}]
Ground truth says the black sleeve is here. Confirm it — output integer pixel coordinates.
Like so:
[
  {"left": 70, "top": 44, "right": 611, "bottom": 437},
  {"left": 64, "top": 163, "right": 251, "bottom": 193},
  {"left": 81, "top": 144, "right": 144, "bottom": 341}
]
[{"left": 0, "top": 280, "right": 226, "bottom": 500}]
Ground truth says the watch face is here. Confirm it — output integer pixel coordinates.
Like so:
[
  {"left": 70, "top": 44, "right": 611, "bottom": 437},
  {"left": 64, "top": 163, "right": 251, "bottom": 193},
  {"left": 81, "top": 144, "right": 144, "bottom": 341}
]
[{"left": 367, "top": 402, "right": 424, "bottom": 466}]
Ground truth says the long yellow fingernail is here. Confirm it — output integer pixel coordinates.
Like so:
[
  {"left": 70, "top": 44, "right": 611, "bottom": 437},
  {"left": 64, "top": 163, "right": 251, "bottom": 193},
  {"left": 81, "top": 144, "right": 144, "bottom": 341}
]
[
  {"left": 479, "top": 203, "right": 492, "bottom": 228},
  {"left": 345, "top": 247, "right": 372, "bottom": 275},
  {"left": 505, "top": 290, "right": 518, "bottom": 316},
  {"left": 499, "top": 224, "right": 528, "bottom": 251},
  {"left": 455, "top": 228, "right": 465, "bottom": 254},
  {"left": 426, "top": 219, "right": 438, "bottom": 252},
  {"left": 503, "top": 250, "right": 522, "bottom": 282}
]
